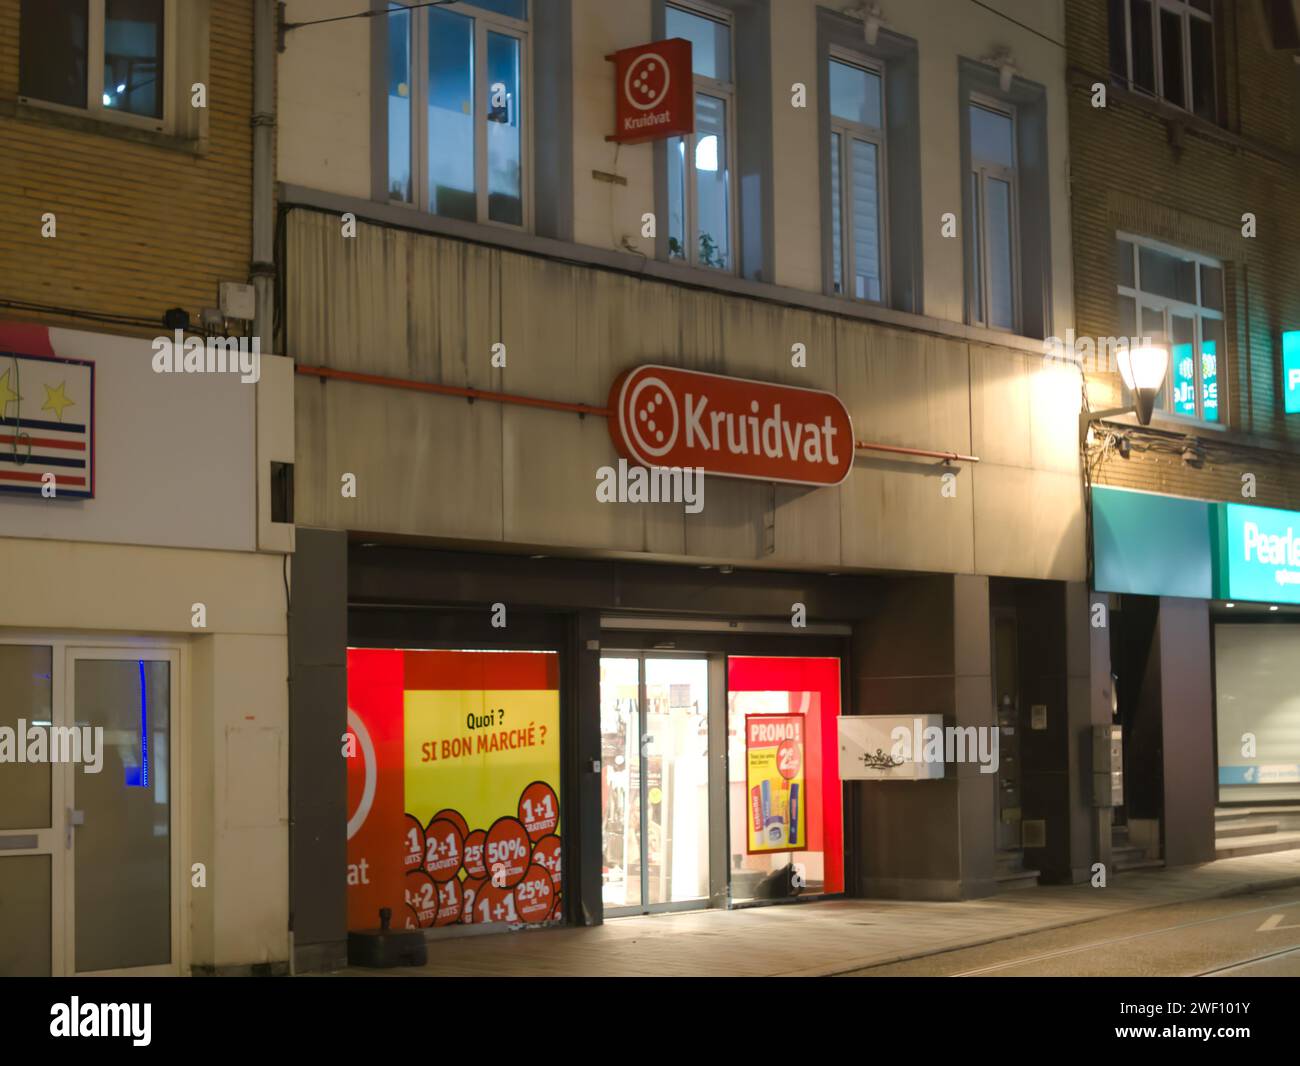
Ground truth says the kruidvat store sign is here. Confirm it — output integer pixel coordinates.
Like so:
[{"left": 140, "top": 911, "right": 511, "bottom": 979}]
[
  {"left": 605, "top": 38, "right": 694, "bottom": 145},
  {"left": 608, "top": 365, "right": 855, "bottom": 487}
]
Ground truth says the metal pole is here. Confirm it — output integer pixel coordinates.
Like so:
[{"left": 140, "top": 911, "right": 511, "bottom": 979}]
[{"left": 252, "top": 0, "right": 277, "bottom": 348}]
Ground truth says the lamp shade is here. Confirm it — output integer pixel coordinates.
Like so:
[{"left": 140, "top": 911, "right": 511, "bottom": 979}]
[
  {"left": 1118, "top": 344, "right": 1169, "bottom": 392},
  {"left": 1118, "top": 344, "right": 1169, "bottom": 426}
]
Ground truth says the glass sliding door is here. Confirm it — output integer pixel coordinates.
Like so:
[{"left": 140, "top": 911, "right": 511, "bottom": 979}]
[
  {"left": 599, "top": 657, "right": 641, "bottom": 909},
  {"left": 601, "top": 654, "right": 710, "bottom": 914},
  {"left": 643, "top": 657, "right": 709, "bottom": 906}
]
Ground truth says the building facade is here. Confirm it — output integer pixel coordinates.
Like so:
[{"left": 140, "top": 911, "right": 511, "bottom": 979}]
[
  {"left": 1067, "top": 0, "right": 1300, "bottom": 866},
  {"left": 274, "top": 0, "right": 1120, "bottom": 970},
  {"left": 0, "top": 0, "right": 293, "bottom": 975}
]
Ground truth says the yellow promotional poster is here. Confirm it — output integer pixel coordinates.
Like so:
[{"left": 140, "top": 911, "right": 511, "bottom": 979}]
[
  {"left": 346, "top": 649, "right": 562, "bottom": 932},
  {"left": 745, "top": 715, "right": 805, "bottom": 854}
]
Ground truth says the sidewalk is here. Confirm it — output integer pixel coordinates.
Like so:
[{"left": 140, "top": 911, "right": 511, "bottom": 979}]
[{"left": 342, "top": 849, "right": 1300, "bottom": 977}]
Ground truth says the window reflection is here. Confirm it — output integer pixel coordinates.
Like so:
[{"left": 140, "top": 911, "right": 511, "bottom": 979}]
[{"left": 103, "top": 0, "right": 163, "bottom": 118}]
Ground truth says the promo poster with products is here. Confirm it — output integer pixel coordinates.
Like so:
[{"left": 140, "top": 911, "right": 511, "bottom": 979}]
[
  {"left": 346, "top": 649, "right": 562, "bottom": 932},
  {"left": 745, "top": 715, "right": 806, "bottom": 853}
]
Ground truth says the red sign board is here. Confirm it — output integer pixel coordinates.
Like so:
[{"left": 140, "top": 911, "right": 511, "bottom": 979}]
[
  {"left": 606, "top": 38, "right": 694, "bottom": 144},
  {"left": 608, "top": 365, "right": 855, "bottom": 487}
]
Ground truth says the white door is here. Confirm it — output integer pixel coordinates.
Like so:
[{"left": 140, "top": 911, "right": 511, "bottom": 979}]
[
  {"left": 63, "top": 647, "right": 181, "bottom": 976},
  {"left": 0, "top": 640, "right": 182, "bottom": 976}
]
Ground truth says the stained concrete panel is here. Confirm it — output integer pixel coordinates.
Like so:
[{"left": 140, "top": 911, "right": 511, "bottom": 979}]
[{"left": 971, "top": 465, "right": 1085, "bottom": 581}]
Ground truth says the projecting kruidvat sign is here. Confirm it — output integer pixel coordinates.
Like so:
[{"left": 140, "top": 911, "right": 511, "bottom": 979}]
[
  {"left": 608, "top": 365, "right": 854, "bottom": 487},
  {"left": 605, "top": 38, "right": 694, "bottom": 144}
]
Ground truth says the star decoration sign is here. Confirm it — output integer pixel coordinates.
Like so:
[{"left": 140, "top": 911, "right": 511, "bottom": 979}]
[
  {"left": 0, "top": 353, "right": 96, "bottom": 499},
  {"left": 0, "top": 367, "right": 21, "bottom": 414},
  {"left": 42, "top": 381, "right": 76, "bottom": 421}
]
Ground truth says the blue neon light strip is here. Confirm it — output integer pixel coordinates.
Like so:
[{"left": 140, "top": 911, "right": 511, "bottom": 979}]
[{"left": 125, "top": 659, "right": 149, "bottom": 788}]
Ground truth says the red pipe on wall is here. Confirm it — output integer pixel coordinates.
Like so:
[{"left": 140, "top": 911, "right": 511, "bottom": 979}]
[{"left": 294, "top": 363, "right": 981, "bottom": 464}]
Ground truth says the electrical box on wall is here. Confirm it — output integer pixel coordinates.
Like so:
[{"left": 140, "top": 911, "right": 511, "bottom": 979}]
[
  {"left": 838, "top": 715, "right": 946, "bottom": 781},
  {"left": 1092, "top": 724, "right": 1123, "bottom": 807}
]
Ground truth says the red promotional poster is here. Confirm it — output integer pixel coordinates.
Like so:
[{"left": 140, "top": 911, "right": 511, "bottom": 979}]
[
  {"left": 605, "top": 37, "right": 695, "bottom": 144},
  {"left": 608, "top": 365, "right": 855, "bottom": 486},
  {"left": 346, "top": 649, "right": 561, "bottom": 934}
]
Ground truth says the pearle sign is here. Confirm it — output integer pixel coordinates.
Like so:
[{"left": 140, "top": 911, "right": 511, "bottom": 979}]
[
  {"left": 1219, "top": 503, "right": 1300, "bottom": 605},
  {"left": 607, "top": 365, "right": 855, "bottom": 487}
]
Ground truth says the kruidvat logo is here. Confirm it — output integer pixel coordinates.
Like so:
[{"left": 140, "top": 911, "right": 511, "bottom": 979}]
[
  {"left": 608, "top": 365, "right": 854, "bottom": 487},
  {"left": 50, "top": 998, "right": 151, "bottom": 1046},
  {"left": 0, "top": 721, "right": 103, "bottom": 773},
  {"left": 151, "top": 330, "right": 261, "bottom": 383}
]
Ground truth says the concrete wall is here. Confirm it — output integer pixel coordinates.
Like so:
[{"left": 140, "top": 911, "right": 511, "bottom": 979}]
[
  {"left": 278, "top": 0, "right": 372, "bottom": 201},
  {"left": 850, "top": 573, "right": 996, "bottom": 900},
  {"left": 277, "top": 0, "right": 1075, "bottom": 327},
  {"left": 287, "top": 210, "right": 1085, "bottom": 581}
]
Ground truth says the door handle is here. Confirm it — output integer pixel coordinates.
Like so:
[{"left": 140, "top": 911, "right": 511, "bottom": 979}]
[
  {"left": 640, "top": 735, "right": 654, "bottom": 757},
  {"left": 66, "top": 807, "right": 84, "bottom": 849}
]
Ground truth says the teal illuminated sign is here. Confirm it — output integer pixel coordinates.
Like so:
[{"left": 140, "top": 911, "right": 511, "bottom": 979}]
[
  {"left": 1285, "top": 331, "right": 1300, "bottom": 415},
  {"left": 1215, "top": 502, "right": 1300, "bottom": 605},
  {"left": 1092, "top": 488, "right": 1300, "bottom": 605}
]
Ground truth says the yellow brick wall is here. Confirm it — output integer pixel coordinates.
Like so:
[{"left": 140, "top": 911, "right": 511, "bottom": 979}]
[
  {"left": 0, "top": 0, "right": 253, "bottom": 339},
  {"left": 1066, "top": 0, "right": 1300, "bottom": 508}
]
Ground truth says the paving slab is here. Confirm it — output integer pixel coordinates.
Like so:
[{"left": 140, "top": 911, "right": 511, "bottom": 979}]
[{"left": 335, "top": 849, "right": 1300, "bottom": 977}]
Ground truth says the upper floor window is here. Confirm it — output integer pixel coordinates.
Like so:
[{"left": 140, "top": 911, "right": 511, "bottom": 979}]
[
  {"left": 665, "top": 1, "right": 734, "bottom": 271},
  {"left": 828, "top": 54, "right": 886, "bottom": 304},
  {"left": 1116, "top": 234, "right": 1225, "bottom": 424},
  {"left": 967, "top": 98, "right": 1018, "bottom": 333},
  {"left": 387, "top": 0, "right": 529, "bottom": 227},
  {"left": 1111, "top": 0, "right": 1216, "bottom": 121},
  {"left": 20, "top": 0, "right": 169, "bottom": 130}
]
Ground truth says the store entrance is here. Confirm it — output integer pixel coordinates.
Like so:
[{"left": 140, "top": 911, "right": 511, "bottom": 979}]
[
  {"left": 600, "top": 655, "right": 714, "bottom": 914},
  {"left": 599, "top": 639, "right": 848, "bottom": 916}
]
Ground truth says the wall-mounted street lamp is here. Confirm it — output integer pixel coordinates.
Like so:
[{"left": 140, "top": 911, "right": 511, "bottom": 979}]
[
  {"left": 1117, "top": 345, "right": 1170, "bottom": 425},
  {"left": 1080, "top": 343, "right": 1170, "bottom": 442}
]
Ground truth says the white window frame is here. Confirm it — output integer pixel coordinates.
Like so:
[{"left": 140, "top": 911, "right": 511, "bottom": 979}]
[
  {"left": 1120, "top": 0, "right": 1216, "bottom": 116},
  {"left": 389, "top": 0, "right": 533, "bottom": 231},
  {"left": 968, "top": 94, "right": 1020, "bottom": 334},
  {"left": 827, "top": 48, "right": 889, "bottom": 306},
  {"left": 1116, "top": 231, "right": 1226, "bottom": 425},
  {"left": 666, "top": 0, "right": 737, "bottom": 273},
  {"left": 18, "top": 0, "right": 178, "bottom": 135}
]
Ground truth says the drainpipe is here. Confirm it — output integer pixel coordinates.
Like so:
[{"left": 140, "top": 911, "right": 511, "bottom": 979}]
[{"left": 252, "top": 0, "right": 277, "bottom": 347}]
